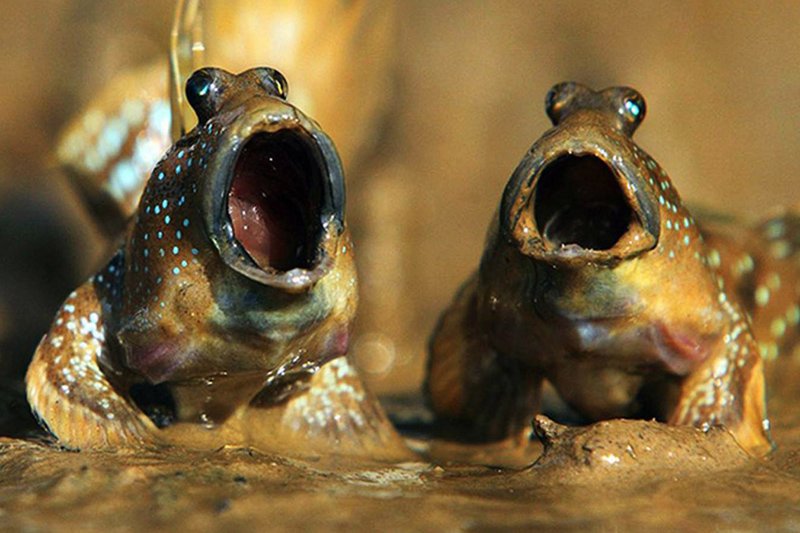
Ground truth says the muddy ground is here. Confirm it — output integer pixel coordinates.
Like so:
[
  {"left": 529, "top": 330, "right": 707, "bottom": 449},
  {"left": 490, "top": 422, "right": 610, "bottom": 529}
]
[{"left": 2, "top": 360, "right": 800, "bottom": 531}]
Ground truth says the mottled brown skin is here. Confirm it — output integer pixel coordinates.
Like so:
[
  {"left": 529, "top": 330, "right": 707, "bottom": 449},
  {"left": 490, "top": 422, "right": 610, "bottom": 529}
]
[
  {"left": 27, "top": 67, "right": 409, "bottom": 460},
  {"left": 427, "top": 83, "right": 784, "bottom": 456}
]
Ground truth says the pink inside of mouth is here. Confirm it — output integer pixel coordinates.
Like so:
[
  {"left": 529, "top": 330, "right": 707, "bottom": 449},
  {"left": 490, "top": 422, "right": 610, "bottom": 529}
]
[{"left": 228, "top": 131, "right": 322, "bottom": 272}]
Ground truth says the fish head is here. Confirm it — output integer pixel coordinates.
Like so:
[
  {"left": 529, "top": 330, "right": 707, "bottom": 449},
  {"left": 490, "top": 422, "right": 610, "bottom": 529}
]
[{"left": 488, "top": 82, "right": 727, "bottom": 374}]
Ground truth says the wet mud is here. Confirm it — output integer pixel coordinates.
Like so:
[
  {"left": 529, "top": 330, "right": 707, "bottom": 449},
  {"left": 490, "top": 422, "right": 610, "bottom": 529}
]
[{"left": 3, "top": 361, "right": 800, "bottom": 531}]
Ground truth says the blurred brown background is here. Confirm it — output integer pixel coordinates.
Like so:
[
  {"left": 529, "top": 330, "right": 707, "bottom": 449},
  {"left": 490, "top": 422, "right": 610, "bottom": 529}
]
[{"left": 1, "top": 1, "right": 799, "bottom": 394}]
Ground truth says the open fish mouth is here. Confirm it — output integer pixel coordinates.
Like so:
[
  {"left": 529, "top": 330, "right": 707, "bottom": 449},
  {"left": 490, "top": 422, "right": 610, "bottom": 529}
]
[
  {"left": 228, "top": 129, "right": 324, "bottom": 272},
  {"left": 534, "top": 154, "right": 633, "bottom": 251},
  {"left": 206, "top": 109, "right": 346, "bottom": 291},
  {"left": 507, "top": 144, "right": 660, "bottom": 266}
]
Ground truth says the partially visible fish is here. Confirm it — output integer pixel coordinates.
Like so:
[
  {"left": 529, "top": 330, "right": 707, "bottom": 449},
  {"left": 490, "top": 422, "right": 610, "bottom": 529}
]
[
  {"left": 57, "top": 65, "right": 171, "bottom": 235},
  {"left": 699, "top": 209, "right": 800, "bottom": 364}
]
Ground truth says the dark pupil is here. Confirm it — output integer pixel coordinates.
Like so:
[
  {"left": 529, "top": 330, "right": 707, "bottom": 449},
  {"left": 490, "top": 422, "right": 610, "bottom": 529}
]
[{"left": 187, "top": 74, "right": 212, "bottom": 108}]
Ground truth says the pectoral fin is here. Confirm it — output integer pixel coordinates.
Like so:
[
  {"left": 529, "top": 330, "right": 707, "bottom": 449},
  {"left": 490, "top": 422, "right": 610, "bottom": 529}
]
[{"left": 26, "top": 279, "right": 158, "bottom": 450}]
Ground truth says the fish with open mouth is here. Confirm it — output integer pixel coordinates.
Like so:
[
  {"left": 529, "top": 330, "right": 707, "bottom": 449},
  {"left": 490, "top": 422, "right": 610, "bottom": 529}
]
[
  {"left": 26, "top": 67, "right": 408, "bottom": 460},
  {"left": 426, "top": 82, "right": 798, "bottom": 456}
]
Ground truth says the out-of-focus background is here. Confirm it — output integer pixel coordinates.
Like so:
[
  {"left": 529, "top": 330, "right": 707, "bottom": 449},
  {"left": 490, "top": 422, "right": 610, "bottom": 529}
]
[{"left": 1, "top": 0, "right": 799, "bottom": 395}]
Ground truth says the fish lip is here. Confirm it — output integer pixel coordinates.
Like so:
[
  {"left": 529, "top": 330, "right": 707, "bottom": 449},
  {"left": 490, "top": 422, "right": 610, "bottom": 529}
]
[
  {"left": 202, "top": 101, "right": 346, "bottom": 292},
  {"left": 501, "top": 128, "right": 660, "bottom": 267}
]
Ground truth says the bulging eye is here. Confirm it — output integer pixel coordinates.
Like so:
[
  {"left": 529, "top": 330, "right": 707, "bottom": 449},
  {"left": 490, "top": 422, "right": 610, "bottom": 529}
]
[
  {"left": 619, "top": 90, "right": 646, "bottom": 130},
  {"left": 185, "top": 68, "right": 224, "bottom": 123},
  {"left": 251, "top": 67, "right": 289, "bottom": 100},
  {"left": 186, "top": 69, "right": 214, "bottom": 104},
  {"left": 545, "top": 82, "right": 592, "bottom": 126}
]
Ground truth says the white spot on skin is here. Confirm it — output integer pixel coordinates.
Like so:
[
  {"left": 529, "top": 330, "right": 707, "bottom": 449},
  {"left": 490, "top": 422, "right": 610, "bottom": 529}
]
[
  {"left": 736, "top": 255, "right": 755, "bottom": 275},
  {"left": 96, "top": 116, "right": 129, "bottom": 162},
  {"left": 771, "top": 318, "right": 787, "bottom": 338},
  {"left": 600, "top": 454, "right": 621, "bottom": 465},
  {"left": 755, "top": 286, "right": 770, "bottom": 307},
  {"left": 707, "top": 250, "right": 721, "bottom": 269},
  {"left": 108, "top": 160, "right": 140, "bottom": 198},
  {"left": 759, "top": 342, "right": 779, "bottom": 360}
]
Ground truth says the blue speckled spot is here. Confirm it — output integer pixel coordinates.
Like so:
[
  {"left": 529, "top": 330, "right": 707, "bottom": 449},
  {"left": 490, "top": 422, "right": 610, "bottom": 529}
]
[
  {"left": 144, "top": 233, "right": 149, "bottom": 241},
  {"left": 156, "top": 276, "right": 162, "bottom": 284},
  {"left": 183, "top": 218, "right": 190, "bottom": 227},
  {"left": 178, "top": 150, "right": 184, "bottom": 158},
  {"left": 181, "top": 260, "right": 188, "bottom": 268},
  {"left": 173, "top": 267, "right": 180, "bottom": 275},
  {"left": 172, "top": 246, "right": 179, "bottom": 255},
  {"left": 143, "top": 249, "right": 149, "bottom": 257},
  {"left": 176, "top": 165, "right": 182, "bottom": 175},
  {"left": 191, "top": 248, "right": 199, "bottom": 255},
  {"left": 162, "top": 199, "right": 168, "bottom": 209},
  {"left": 157, "top": 171, "right": 165, "bottom": 181},
  {"left": 165, "top": 215, "right": 171, "bottom": 225},
  {"left": 187, "top": 158, "right": 193, "bottom": 167},
  {"left": 157, "top": 231, "right": 163, "bottom": 239},
  {"left": 154, "top": 205, "right": 161, "bottom": 215},
  {"left": 159, "top": 248, "right": 165, "bottom": 257},
  {"left": 176, "top": 230, "right": 182, "bottom": 240}
]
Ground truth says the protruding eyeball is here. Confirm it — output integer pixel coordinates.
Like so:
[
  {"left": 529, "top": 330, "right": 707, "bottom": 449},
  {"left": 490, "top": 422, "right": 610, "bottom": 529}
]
[
  {"left": 612, "top": 87, "right": 647, "bottom": 136},
  {"left": 186, "top": 68, "right": 230, "bottom": 124},
  {"left": 545, "top": 82, "right": 593, "bottom": 126},
  {"left": 249, "top": 67, "right": 289, "bottom": 100},
  {"left": 545, "top": 82, "right": 648, "bottom": 137}
]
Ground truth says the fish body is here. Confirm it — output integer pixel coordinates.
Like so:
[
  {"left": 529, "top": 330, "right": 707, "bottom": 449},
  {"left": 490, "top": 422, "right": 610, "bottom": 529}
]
[
  {"left": 27, "top": 68, "right": 407, "bottom": 460},
  {"left": 426, "top": 83, "right": 796, "bottom": 456}
]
